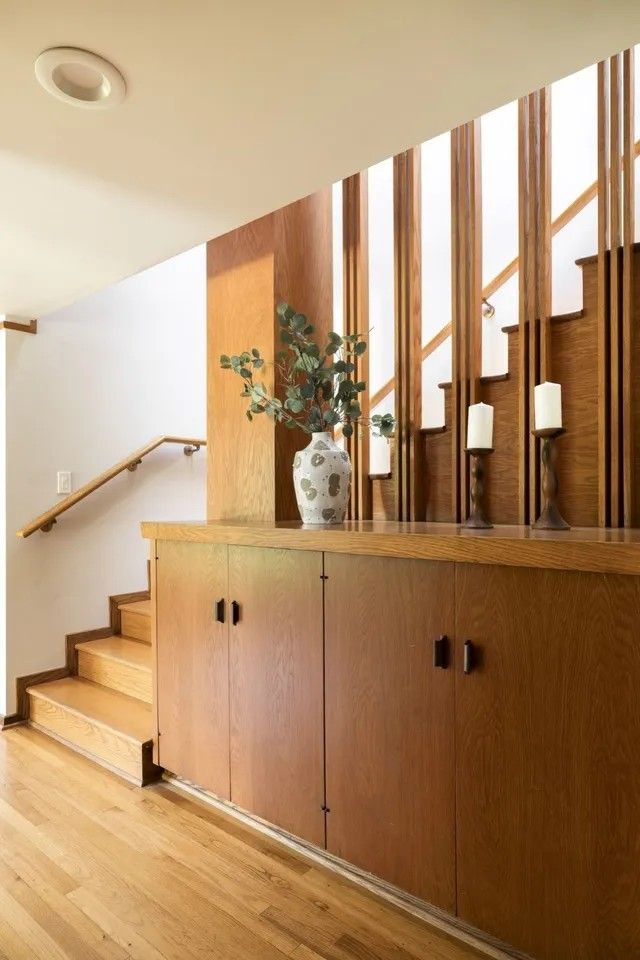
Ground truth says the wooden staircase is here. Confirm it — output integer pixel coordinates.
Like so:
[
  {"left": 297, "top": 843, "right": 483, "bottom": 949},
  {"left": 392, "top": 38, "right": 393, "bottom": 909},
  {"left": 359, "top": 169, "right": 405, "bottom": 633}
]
[{"left": 26, "top": 596, "right": 160, "bottom": 785}]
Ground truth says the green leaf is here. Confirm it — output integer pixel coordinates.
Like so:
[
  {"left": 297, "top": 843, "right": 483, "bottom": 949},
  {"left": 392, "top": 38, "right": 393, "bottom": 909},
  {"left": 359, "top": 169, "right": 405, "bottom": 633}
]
[
  {"left": 324, "top": 409, "right": 339, "bottom": 425},
  {"left": 251, "top": 348, "right": 260, "bottom": 358},
  {"left": 354, "top": 341, "right": 367, "bottom": 356},
  {"left": 328, "top": 331, "right": 343, "bottom": 344},
  {"left": 347, "top": 400, "right": 361, "bottom": 418},
  {"left": 355, "top": 381, "right": 366, "bottom": 392},
  {"left": 343, "top": 422, "right": 354, "bottom": 438},
  {"left": 253, "top": 358, "right": 264, "bottom": 369},
  {"left": 286, "top": 398, "right": 305, "bottom": 413},
  {"left": 220, "top": 354, "right": 231, "bottom": 368},
  {"left": 280, "top": 329, "right": 293, "bottom": 344},
  {"left": 285, "top": 418, "right": 297, "bottom": 429},
  {"left": 276, "top": 302, "right": 295, "bottom": 321},
  {"left": 239, "top": 367, "right": 251, "bottom": 379},
  {"left": 246, "top": 410, "right": 253, "bottom": 422},
  {"left": 292, "top": 313, "right": 308, "bottom": 331}
]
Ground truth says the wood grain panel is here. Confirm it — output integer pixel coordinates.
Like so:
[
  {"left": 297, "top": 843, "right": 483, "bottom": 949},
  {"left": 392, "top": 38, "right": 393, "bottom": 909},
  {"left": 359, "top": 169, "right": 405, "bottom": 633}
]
[
  {"left": 273, "top": 189, "right": 333, "bottom": 520},
  {"left": 455, "top": 564, "right": 640, "bottom": 959},
  {"left": 208, "top": 191, "right": 332, "bottom": 523},
  {"left": 343, "top": 173, "right": 371, "bottom": 520},
  {"left": 156, "top": 540, "right": 230, "bottom": 798},
  {"left": 325, "top": 553, "right": 456, "bottom": 911},
  {"left": 208, "top": 214, "right": 277, "bottom": 522},
  {"left": 228, "top": 546, "right": 324, "bottom": 846},
  {"left": 480, "top": 355, "right": 519, "bottom": 526},
  {"left": 550, "top": 281, "right": 599, "bottom": 527}
]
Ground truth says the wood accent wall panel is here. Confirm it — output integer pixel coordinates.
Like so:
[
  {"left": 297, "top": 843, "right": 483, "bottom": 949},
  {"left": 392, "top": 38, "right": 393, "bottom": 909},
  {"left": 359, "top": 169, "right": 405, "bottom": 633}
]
[
  {"left": 551, "top": 286, "right": 599, "bottom": 527},
  {"left": 207, "top": 190, "right": 332, "bottom": 523},
  {"left": 156, "top": 540, "right": 230, "bottom": 798},
  {"left": 343, "top": 173, "right": 371, "bottom": 520},
  {"left": 228, "top": 546, "right": 325, "bottom": 846},
  {"left": 393, "top": 149, "right": 423, "bottom": 521},
  {"left": 455, "top": 564, "right": 640, "bottom": 960},
  {"left": 325, "top": 553, "right": 456, "bottom": 911}
]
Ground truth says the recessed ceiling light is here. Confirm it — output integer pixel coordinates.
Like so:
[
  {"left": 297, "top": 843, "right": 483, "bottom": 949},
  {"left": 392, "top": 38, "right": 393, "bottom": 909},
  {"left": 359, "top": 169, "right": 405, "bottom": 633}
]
[{"left": 35, "top": 47, "right": 126, "bottom": 109}]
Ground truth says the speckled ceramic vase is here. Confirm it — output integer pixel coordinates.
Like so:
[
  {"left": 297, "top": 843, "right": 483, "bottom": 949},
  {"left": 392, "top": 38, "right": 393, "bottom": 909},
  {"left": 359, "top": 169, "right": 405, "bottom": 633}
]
[{"left": 293, "top": 431, "right": 351, "bottom": 524}]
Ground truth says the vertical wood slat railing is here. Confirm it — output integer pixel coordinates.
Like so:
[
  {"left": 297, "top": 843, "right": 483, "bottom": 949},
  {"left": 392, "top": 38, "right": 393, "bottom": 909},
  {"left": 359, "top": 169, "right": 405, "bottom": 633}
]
[
  {"left": 363, "top": 46, "right": 636, "bottom": 528},
  {"left": 450, "top": 121, "right": 482, "bottom": 522},
  {"left": 393, "top": 148, "right": 423, "bottom": 522},
  {"left": 342, "top": 172, "right": 371, "bottom": 521},
  {"left": 598, "top": 47, "right": 636, "bottom": 528},
  {"left": 518, "top": 88, "right": 552, "bottom": 526}
]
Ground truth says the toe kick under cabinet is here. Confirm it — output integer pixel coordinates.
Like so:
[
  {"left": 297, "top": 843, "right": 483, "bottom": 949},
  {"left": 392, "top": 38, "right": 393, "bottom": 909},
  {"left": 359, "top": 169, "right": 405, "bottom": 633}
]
[{"left": 146, "top": 523, "right": 640, "bottom": 960}]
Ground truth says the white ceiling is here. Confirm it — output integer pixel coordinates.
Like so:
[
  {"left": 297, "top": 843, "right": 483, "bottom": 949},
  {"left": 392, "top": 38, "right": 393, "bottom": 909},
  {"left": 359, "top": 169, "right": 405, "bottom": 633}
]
[{"left": 1, "top": 1, "right": 639, "bottom": 318}]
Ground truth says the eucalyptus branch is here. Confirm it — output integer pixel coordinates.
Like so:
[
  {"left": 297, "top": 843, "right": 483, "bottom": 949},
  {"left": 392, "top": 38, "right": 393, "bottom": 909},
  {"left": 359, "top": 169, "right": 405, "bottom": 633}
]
[{"left": 220, "top": 303, "right": 395, "bottom": 440}]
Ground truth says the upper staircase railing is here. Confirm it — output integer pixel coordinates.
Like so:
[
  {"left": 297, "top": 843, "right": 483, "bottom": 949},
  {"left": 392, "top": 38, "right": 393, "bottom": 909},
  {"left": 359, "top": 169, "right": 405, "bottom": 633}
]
[
  {"left": 17, "top": 435, "right": 206, "bottom": 537},
  {"left": 369, "top": 137, "right": 640, "bottom": 412}
]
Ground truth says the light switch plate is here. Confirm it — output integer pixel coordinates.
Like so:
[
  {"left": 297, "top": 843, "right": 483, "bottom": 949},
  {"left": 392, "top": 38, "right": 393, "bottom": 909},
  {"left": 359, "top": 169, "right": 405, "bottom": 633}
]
[{"left": 57, "top": 471, "right": 72, "bottom": 495}]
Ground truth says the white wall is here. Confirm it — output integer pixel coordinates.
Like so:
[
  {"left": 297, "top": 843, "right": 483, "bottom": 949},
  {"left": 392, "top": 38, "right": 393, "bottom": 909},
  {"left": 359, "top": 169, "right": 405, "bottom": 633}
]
[{"left": 2, "top": 245, "right": 206, "bottom": 715}]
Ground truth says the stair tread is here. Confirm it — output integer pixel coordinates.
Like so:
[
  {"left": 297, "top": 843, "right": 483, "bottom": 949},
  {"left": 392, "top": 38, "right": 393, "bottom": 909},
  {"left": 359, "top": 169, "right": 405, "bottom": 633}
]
[
  {"left": 76, "top": 635, "right": 151, "bottom": 671},
  {"left": 118, "top": 599, "right": 151, "bottom": 617},
  {"left": 27, "top": 677, "right": 152, "bottom": 743}
]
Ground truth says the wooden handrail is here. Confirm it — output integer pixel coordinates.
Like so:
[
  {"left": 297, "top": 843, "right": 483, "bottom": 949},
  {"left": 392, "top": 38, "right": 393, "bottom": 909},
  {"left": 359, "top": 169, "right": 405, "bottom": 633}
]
[
  {"left": 370, "top": 138, "right": 640, "bottom": 412},
  {"left": 17, "top": 435, "right": 206, "bottom": 538}
]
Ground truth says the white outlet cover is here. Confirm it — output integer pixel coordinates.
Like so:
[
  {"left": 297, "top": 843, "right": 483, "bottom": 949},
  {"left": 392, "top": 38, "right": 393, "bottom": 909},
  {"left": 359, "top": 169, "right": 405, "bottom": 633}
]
[{"left": 57, "top": 471, "right": 72, "bottom": 495}]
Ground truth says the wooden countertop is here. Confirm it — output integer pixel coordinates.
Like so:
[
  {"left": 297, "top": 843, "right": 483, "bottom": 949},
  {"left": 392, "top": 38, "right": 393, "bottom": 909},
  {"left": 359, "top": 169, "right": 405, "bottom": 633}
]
[{"left": 141, "top": 520, "right": 640, "bottom": 576}]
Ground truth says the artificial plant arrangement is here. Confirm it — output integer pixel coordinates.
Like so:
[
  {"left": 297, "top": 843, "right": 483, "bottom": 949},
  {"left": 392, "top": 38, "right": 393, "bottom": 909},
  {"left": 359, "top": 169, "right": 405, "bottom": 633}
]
[{"left": 220, "top": 302, "right": 394, "bottom": 524}]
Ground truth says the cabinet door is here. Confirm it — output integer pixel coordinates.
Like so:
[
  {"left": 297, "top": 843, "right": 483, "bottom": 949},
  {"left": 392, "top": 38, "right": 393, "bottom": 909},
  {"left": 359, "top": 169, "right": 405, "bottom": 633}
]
[
  {"left": 228, "top": 546, "right": 324, "bottom": 846},
  {"left": 324, "top": 554, "right": 456, "bottom": 911},
  {"left": 455, "top": 564, "right": 640, "bottom": 960},
  {"left": 156, "top": 541, "right": 230, "bottom": 798}
]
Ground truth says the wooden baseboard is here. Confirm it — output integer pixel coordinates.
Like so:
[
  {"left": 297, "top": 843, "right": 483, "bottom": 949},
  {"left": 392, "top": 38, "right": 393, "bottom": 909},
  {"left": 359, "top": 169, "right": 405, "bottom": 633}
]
[
  {"left": 16, "top": 667, "right": 70, "bottom": 721},
  {"left": 1, "top": 714, "right": 25, "bottom": 730},
  {"left": 161, "top": 774, "right": 527, "bottom": 960},
  {"left": 109, "top": 589, "right": 150, "bottom": 635},
  {"left": 65, "top": 626, "right": 113, "bottom": 673}
]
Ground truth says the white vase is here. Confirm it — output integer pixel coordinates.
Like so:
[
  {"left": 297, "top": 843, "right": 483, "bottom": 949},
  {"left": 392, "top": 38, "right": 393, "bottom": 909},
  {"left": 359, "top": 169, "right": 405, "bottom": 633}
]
[{"left": 293, "top": 432, "right": 351, "bottom": 524}]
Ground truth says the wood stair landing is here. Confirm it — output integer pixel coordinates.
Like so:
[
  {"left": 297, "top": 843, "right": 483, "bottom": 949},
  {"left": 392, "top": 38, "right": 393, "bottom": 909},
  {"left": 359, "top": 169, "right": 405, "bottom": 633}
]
[{"left": 25, "top": 589, "right": 160, "bottom": 786}]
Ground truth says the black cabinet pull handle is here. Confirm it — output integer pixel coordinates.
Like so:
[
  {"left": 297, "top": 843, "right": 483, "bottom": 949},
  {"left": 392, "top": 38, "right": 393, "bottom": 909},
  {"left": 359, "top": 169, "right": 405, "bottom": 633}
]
[
  {"left": 231, "top": 600, "right": 240, "bottom": 626},
  {"left": 433, "top": 635, "right": 449, "bottom": 669},
  {"left": 463, "top": 639, "right": 474, "bottom": 675},
  {"left": 214, "top": 599, "right": 225, "bottom": 624}
]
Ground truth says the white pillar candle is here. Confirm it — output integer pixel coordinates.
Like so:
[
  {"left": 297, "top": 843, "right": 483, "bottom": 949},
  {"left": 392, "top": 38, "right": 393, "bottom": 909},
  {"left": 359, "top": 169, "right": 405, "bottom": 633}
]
[
  {"left": 534, "top": 381, "right": 563, "bottom": 431},
  {"left": 466, "top": 402, "right": 494, "bottom": 450}
]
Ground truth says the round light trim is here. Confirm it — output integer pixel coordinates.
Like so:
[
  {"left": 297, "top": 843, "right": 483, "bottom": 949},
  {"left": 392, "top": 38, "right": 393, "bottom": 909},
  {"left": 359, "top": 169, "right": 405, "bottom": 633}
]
[{"left": 35, "top": 47, "right": 126, "bottom": 109}]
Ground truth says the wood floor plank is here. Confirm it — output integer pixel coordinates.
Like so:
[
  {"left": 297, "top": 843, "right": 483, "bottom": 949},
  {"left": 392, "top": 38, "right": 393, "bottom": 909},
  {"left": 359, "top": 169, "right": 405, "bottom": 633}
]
[{"left": 0, "top": 728, "right": 501, "bottom": 960}]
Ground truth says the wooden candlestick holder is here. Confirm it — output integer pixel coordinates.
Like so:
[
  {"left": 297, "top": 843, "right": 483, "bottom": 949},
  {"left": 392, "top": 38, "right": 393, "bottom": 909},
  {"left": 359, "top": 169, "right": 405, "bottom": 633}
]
[
  {"left": 465, "top": 448, "right": 493, "bottom": 529},
  {"left": 532, "top": 428, "right": 570, "bottom": 530}
]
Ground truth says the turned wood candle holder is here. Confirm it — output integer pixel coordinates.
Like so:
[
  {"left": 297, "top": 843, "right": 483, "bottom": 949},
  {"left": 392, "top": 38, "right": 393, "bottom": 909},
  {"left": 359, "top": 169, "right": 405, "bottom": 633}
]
[
  {"left": 532, "top": 428, "right": 570, "bottom": 530},
  {"left": 465, "top": 448, "right": 493, "bottom": 529}
]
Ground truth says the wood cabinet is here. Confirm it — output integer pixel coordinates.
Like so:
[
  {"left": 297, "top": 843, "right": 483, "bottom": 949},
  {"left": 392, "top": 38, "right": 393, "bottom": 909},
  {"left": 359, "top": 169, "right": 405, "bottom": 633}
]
[
  {"left": 324, "top": 554, "right": 456, "bottom": 911},
  {"left": 156, "top": 541, "right": 230, "bottom": 798},
  {"left": 228, "top": 546, "right": 325, "bottom": 845},
  {"left": 151, "top": 527, "right": 640, "bottom": 960},
  {"left": 455, "top": 564, "right": 640, "bottom": 960}
]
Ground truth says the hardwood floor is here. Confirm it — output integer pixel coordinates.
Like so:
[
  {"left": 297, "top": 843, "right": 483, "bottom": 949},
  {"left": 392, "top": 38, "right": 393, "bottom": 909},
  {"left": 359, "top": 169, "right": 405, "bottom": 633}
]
[{"left": 0, "top": 727, "right": 491, "bottom": 960}]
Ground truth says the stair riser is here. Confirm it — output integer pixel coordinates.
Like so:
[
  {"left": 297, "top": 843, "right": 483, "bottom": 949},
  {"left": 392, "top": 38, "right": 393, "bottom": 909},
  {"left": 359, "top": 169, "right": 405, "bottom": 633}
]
[
  {"left": 28, "top": 693, "right": 143, "bottom": 781},
  {"left": 77, "top": 651, "right": 152, "bottom": 703},
  {"left": 120, "top": 610, "right": 151, "bottom": 643}
]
